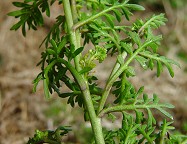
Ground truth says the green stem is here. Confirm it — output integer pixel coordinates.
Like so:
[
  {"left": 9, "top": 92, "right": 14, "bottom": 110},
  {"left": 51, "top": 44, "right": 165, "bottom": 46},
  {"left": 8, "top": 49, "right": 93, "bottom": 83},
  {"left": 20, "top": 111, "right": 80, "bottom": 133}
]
[
  {"left": 138, "top": 128, "right": 153, "bottom": 143},
  {"left": 61, "top": 1, "right": 105, "bottom": 143},
  {"left": 120, "top": 72, "right": 126, "bottom": 105},
  {"left": 160, "top": 120, "right": 167, "bottom": 144},
  {"left": 58, "top": 58, "right": 105, "bottom": 144},
  {"left": 99, "top": 104, "right": 160, "bottom": 117},
  {"left": 72, "top": 2, "right": 128, "bottom": 30},
  {"left": 62, "top": 0, "right": 81, "bottom": 72}
]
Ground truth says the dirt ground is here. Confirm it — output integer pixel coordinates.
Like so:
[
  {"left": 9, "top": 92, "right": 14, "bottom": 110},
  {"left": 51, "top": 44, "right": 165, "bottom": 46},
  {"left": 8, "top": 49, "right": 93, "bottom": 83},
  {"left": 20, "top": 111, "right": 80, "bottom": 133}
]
[{"left": 0, "top": 1, "right": 187, "bottom": 144}]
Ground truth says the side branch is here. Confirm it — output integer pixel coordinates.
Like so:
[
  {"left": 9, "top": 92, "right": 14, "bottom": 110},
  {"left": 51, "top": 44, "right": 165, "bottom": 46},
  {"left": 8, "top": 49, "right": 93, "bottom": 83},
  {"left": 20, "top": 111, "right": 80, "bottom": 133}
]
[
  {"left": 72, "top": 3, "right": 128, "bottom": 30},
  {"left": 97, "top": 42, "right": 151, "bottom": 114}
]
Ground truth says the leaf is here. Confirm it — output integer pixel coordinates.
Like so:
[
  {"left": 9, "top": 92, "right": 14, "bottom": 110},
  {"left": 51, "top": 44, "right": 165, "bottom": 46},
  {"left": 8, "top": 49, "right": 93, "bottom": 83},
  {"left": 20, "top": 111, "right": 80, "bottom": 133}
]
[
  {"left": 135, "top": 55, "right": 148, "bottom": 69},
  {"left": 50, "top": 39, "right": 58, "bottom": 51},
  {"left": 104, "top": 14, "right": 115, "bottom": 28},
  {"left": 165, "top": 63, "right": 174, "bottom": 77},
  {"left": 137, "top": 86, "right": 144, "bottom": 96},
  {"left": 126, "top": 66, "right": 136, "bottom": 77},
  {"left": 24, "top": 0, "right": 35, "bottom": 2},
  {"left": 128, "top": 31, "right": 141, "bottom": 46},
  {"left": 121, "top": 7, "right": 132, "bottom": 21},
  {"left": 117, "top": 54, "right": 124, "bottom": 65},
  {"left": 162, "top": 103, "right": 175, "bottom": 109},
  {"left": 147, "top": 109, "right": 156, "bottom": 128},
  {"left": 157, "top": 108, "right": 173, "bottom": 120},
  {"left": 149, "top": 42, "right": 158, "bottom": 53},
  {"left": 22, "top": 22, "right": 26, "bottom": 37},
  {"left": 12, "top": 2, "right": 30, "bottom": 7},
  {"left": 75, "top": 95, "right": 83, "bottom": 107},
  {"left": 73, "top": 47, "right": 84, "bottom": 57},
  {"left": 148, "top": 59, "right": 154, "bottom": 70},
  {"left": 10, "top": 17, "right": 28, "bottom": 30},
  {"left": 144, "top": 14, "right": 167, "bottom": 30},
  {"left": 67, "top": 95, "right": 75, "bottom": 107},
  {"left": 153, "top": 94, "right": 159, "bottom": 103},
  {"left": 59, "top": 92, "right": 72, "bottom": 98},
  {"left": 43, "top": 78, "right": 51, "bottom": 99},
  {"left": 8, "top": 10, "right": 28, "bottom": 17},
  {"left": 32, "top": 73, "right": 43, "bottom": 92},
  {"left": 143, "top": 94, "right": 148, "bottom": 103},
  {"left": 46, "top": 48, "right": 56, "bottom": 55},
  {"left": 125, "top": 4, "right": 145, "bottom": 11},
  {"left": 113, "top": 9, "right": 122, "bottom": 22},
  {"left": 79, "top": 67, "right": 92, "bottom": 74},
  {"left": 156, "top": 61, "right": 163, "bottom": 77},
  {"left": 104, "top": 43, "right": 114, "bottom": 49},
  {"left": 121, "top": 42, "right": 133, "bottom": 55},
  {"left": 57, "top": 36, "right": 67, "bottom": 54}
]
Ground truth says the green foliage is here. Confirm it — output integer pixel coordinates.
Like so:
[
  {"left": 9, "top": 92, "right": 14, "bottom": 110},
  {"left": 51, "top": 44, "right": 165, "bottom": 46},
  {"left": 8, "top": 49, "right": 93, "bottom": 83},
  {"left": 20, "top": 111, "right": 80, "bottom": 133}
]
[
  {"left": 7, "top": 0, "right": 54, "bottom": 36},
  {"left": 9, "top": 0, "right": 186, "bottom": 143},
  {"left": 27, "top": 126, "right": 71, "bottom": 144}
]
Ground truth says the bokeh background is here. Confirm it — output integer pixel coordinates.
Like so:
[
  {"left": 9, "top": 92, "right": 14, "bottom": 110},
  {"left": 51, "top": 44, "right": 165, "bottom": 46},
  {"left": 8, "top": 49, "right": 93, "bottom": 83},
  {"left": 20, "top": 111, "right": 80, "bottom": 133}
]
[{"left": 0, "top": 0, "right": 187, "bottom": 143}]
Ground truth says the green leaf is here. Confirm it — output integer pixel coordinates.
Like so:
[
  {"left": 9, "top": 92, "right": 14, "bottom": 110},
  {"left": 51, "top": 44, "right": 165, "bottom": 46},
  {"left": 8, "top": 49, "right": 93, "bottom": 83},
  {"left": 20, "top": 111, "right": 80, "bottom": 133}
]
[
  {"left": 8, "top": 10, "right": 28, "bottom": 16},
  {"left": 57, "top": 36, "right": 67, "bottom": 54},
  {"left": 153, "top": 94, "right": 159, "bottom": 103},
  {"left": 59, "top": 92, "right": 72, "bottom": 98},
  {"left": 126, "top": 66, "right": 136, "bottom": 77},
  {"left": 32, "top": 73, "right": 43, "bottom": 92},
  {"left": 137, "top": 86, "right": 144, "bottom": 96},
  {"left": 43, "top": 78, "right": 51, "bottom": 99},
  {"left": 73, "top": 47, "right": 84, "bottom": 57},
  {"left": 157, "top": 108, "right": 173, "bottom": 120},
  {"left": 46, "top": 49, "right": 56, "bottom": 55},
  {"left": 104, "top": 43, "right": 114, "bottom": 49},
  {"left": 104, "top": 14, "right": 115, "bottom": 28},
  {"left": 79, "top": 67, "right": 92, "bottom": 74},
  {"left": 24, "top": 0, "right": 35, "bottom": 2},
  {"left": 10, "top": 16, "right": 28, "bottom": 30},
  {"left": 147, "top": 109, "right": 156, "bottom": 127},
  {"left": 143, "top": 93, "right": 148, "bottom": 103},
  {"left": 50, "top": 39, "right": 58, "bottom": 51},
  {"left": 163, "top": 103, "right": 175, "bottom": 109},
  {"left": 121, "top": 7, "right": 132, "bottom": 21},
  {"left": 121, "top": 42, "right": 133, "bottom": 55},
  {"left": 22, "top": 23, "right": 26, "bottom": 37},
  {"left": 128, "top": 31, "right": 141, "bottom": 46},
  {"left": 165, "top": 63, "right": 174, "bottom": 77},
  {"left": 113, "top": 9, "right": 122, "bottom": 22},
  {"left": 126, "top": 4, "right": 145, "bottom": 11},
  {"left": 12, "top": 2, "right": 30, "bottom": 7},
  {"left": 135, "top": 55, "right": 148, "bottom": 69},
  {"left": 156, "top": 61, "right": 163, "bottom": 77},
  {"left": 117, "top": 54, "right": 124, "bottom": 65},
  {"left": 148, "top": 59, "right": 154, "bottom": 70}
]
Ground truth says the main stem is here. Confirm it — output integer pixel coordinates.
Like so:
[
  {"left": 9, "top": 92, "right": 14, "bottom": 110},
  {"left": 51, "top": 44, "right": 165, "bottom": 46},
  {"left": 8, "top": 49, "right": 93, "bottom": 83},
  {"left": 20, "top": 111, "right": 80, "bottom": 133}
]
[{"left": 62, "top": 1, "right": 105, "bottom": 143}]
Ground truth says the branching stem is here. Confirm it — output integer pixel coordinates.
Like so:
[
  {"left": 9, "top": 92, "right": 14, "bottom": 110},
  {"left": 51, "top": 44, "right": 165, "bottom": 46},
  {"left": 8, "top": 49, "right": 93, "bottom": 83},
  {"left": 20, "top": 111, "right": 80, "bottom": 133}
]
[
  {"left": 97, "top": 40, "right": 154, "bottom": 114},
  {"left": 62, "top": 1, "right": 105, "bottom": 143},
  {"left": 72, "top": 2, "right": 128, "bottom": 30}
]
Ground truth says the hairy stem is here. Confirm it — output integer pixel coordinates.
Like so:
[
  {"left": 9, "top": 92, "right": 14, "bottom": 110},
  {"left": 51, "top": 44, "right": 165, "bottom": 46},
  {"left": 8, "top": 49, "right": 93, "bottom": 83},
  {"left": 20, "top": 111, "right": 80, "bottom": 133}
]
[
  {"left": 62, "top": 0, "right": 81, "bottom": 71},
  {"left": 62, "top": 1, "right": 105, "bottom": 143},
  {"left": 58, "top": 58, "right": 105, "bottom": 144}
]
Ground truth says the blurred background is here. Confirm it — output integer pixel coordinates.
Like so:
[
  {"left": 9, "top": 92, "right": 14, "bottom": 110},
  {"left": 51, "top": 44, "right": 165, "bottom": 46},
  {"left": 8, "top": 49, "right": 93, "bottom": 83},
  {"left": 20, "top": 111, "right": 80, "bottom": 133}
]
[{"left": 0, "top": 0, "right": 187, "bottom": 143}]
